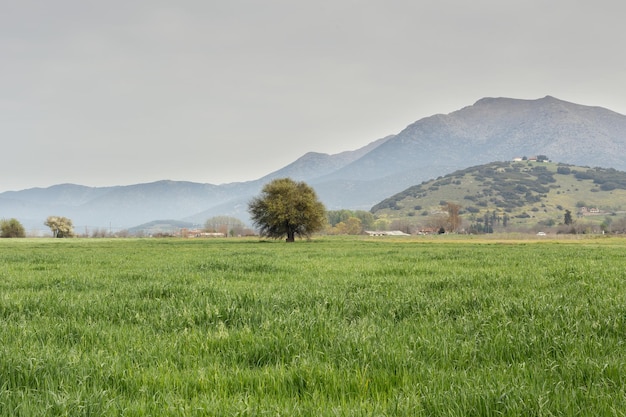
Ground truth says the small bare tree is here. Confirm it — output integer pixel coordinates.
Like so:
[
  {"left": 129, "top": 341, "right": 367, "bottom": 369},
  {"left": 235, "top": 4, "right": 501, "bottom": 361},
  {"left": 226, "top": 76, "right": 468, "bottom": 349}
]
[
  {"left": 446, "top": 202, "right": 462, "bottom": 232},
  {"left": 204, "top": 216, "right": 246, "bottom": 237},
  {"left": 427, "top": 212, "right": 448, "bottom": 233}
]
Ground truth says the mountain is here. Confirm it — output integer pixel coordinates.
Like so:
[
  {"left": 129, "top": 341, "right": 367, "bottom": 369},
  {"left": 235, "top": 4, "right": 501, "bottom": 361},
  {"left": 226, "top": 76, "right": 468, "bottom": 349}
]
[
  {"left": 321, "top": 95, "right": 626, "bottom": 181},
  {"left": 2, "top": 96, "right": 625, "bottom": 234},
  {"left": 370, "top": 161, "right": 626, "bottom": 231},
  {"left": 260, "top": 135, "right": 394, "bottom": 182}
]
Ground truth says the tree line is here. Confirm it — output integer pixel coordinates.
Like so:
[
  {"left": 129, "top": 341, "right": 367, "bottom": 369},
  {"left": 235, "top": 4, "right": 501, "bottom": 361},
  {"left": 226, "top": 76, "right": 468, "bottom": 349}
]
[
  {"left": 6, "top": 176, "right": 626, "bottom": 239},
  {"left": 0, "top": 216, "right": 75, "bottom": 238}
]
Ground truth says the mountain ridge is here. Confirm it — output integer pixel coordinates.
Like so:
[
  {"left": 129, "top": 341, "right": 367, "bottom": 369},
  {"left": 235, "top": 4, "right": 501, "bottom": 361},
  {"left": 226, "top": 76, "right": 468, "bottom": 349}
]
[{"left": 2, "top": 96, "right": 625, "bottom": 233}]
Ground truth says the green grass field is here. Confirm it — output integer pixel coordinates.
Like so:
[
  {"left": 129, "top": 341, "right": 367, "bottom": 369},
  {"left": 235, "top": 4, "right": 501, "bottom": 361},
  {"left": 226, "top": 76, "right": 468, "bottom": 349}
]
[{"left": 1, "top": 237, "right": 625, "bottom": 416}]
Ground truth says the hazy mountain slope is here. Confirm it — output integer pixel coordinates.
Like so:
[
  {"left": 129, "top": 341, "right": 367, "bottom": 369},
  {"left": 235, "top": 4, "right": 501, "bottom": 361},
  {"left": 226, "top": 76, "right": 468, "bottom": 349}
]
[
  {"left": 72, "top": 180, "right": 248, "bottom": 227},
  {"left": 311, "top": 168, "right": 456, "bottom": 210},
  {"left": 0, "top": 136, "right": 391, "bottom": 230},
  {"left": 1, "top": 184, "right": 114, "bottom": 206},
  {"left": 256, "top": 135, "right": 393, "bottom": 182},
  {"left": 0, "top": 196, "right": 55, "bottom": 233},
  {"left": 1, "top": 180, "right": 251, "bottom": 231},
  {"left": 323, "top": 96, "right": 626, "bottom": 183},
  {"left": 447, "top": 96, "right": 626, "bottom": 166},
  {"left": 182, "top": 135, "right": 396, "bottom": 219},
  {"left": 2, "top": 96, "right": 625, "bottom": 232},
  {"left": 183, "top": 195, "right": 253, "bottom": 225}
]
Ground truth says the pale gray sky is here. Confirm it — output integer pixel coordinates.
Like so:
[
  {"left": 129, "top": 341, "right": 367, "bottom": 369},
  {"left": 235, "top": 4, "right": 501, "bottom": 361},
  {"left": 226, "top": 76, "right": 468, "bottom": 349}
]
[{"left": 2, "top": 0, "right": 625, "bottom": 192}]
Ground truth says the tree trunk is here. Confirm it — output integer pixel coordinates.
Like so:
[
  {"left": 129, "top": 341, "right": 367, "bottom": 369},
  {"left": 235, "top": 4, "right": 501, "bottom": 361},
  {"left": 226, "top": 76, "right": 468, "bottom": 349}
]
[{"left": 286, "top": 230, "right": 295, "bottom": 242}]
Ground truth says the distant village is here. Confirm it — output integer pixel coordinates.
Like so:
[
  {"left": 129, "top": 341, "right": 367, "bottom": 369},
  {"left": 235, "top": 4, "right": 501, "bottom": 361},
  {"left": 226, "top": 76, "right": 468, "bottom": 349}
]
[{"left": 512, "top": 155, "right": 549, "bottom": 162}]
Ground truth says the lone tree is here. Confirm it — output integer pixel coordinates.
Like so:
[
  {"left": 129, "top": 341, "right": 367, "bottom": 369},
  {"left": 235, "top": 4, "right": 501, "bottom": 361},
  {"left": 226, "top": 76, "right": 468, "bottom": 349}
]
[
  {"left": 248, "top": 178, "right": 326, "bottom": 242},
  {"left": 0, "top": 218, "right": 26, "bottom": 238},
  {"left": 45, "top": 216, "right": 75, "bottom": 238}
]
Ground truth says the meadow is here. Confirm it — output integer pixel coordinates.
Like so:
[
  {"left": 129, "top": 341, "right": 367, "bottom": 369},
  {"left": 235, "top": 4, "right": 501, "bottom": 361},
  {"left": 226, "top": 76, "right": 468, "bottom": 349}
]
[{"left": 1, "top": 236, "right": 625, "bottom": 416}]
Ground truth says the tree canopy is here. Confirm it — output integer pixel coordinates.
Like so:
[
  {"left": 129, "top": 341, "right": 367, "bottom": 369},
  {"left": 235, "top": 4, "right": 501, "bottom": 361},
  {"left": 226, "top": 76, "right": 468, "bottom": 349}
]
[
  {"left": 248, "top": 178, "right": 326, "bottom": 242},
  {"left": 204, "top": 216, "right": 247, "bottom": 237},
  {"left": 326, "top": 209, "right": 375, "bottom": 231},
  {"left": 45, "top": 216, "right": 75, "bottom": 238},
  {"left": 0, "top": 218, "right": 25, "bottom": 238}
]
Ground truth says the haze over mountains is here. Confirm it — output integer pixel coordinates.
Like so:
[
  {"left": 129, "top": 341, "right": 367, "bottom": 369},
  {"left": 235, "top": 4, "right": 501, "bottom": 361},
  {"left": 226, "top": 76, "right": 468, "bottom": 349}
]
[{"left": 2, "top": 96, "right": 626, "bottom": 233}]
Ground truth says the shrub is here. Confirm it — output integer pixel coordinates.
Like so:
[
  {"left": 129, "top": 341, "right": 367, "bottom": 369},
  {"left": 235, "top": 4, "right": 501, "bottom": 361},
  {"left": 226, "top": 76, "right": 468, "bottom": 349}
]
[{"left": 0, "top": 218, "right": 25, "bottom": 238}]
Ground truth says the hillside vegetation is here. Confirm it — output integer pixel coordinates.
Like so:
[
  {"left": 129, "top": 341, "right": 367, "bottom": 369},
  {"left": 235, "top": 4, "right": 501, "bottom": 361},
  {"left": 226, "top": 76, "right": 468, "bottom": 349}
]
[{"left": 371, "top": 161, "right": 626, "bottom": 233}]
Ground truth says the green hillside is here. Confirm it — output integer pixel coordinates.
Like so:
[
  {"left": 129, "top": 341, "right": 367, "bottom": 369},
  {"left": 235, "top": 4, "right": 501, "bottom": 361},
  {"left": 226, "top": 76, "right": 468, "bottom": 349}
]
[{"left": 371, "top": 161, "right": 626, "bottom": 232}]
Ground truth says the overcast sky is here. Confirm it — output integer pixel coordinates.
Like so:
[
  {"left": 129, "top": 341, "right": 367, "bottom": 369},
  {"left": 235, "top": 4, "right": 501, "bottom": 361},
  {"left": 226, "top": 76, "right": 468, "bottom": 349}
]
[{"left": 2, "top": 0, "right": 625, "bottom": 192}]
